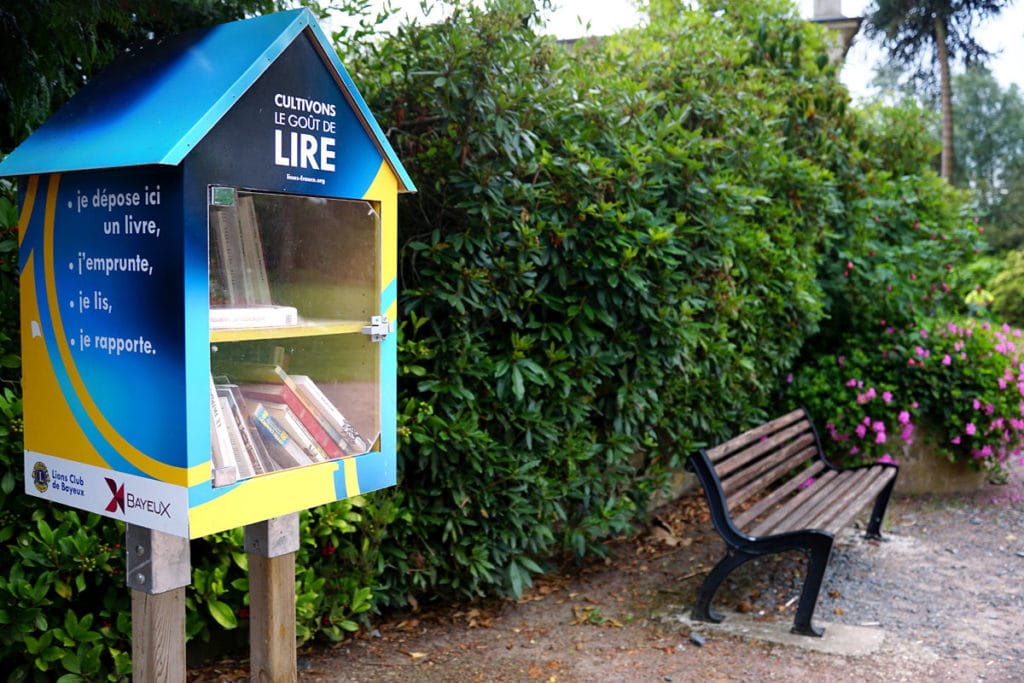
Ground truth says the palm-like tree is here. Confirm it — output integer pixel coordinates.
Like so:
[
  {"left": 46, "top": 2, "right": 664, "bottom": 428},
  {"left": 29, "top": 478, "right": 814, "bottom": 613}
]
[{"left": 863, "top": 0, "right": 1012, "bottom": 181}]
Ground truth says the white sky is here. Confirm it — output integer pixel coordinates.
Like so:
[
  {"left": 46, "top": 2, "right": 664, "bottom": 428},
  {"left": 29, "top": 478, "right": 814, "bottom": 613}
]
[{"left": 346, "top": 0, "right": 1024, "bottom": 99}]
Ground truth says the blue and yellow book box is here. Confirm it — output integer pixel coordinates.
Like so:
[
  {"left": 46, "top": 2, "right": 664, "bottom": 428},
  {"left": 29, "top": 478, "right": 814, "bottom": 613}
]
[{"left": 0, "top": 9, "right": 413, "bottom": 539}]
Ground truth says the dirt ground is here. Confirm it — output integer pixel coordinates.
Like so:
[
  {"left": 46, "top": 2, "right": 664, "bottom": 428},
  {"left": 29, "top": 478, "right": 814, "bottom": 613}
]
[{"left": 190, "top": 460, "right": 1024, "bottom": 682}]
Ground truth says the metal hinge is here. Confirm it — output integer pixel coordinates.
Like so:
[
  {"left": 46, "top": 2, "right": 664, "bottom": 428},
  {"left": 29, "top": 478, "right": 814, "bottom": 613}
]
[{"left": 361, "top": 315, "right": 393, "bottom": 342}]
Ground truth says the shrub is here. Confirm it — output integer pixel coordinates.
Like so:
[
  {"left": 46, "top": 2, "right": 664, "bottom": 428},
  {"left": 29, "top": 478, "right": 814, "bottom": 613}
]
[
  {"left": 991, "top": 250, "right": 1024, "bottom": 327},
  {"left": 350, "top": 0, "right": 847, "bottom": 606},
  {"left": 790, "top": 318, "right": 1024, "bottom": 479}
]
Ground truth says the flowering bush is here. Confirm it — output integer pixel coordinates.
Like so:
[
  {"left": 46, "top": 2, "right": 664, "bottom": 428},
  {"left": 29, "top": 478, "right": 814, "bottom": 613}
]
[{"left": 789, "top": 318, "right": 1024, "bottom": 479}]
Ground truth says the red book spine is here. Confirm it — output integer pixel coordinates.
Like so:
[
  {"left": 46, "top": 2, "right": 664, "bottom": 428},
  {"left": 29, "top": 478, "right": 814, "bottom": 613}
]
[{"left": 241, "top": 386, "right": 345, "bottom": 459}]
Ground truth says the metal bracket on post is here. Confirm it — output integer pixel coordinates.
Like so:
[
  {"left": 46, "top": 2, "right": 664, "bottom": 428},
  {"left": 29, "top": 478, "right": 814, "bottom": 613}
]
[
  {"left": 360, "top": 315, "right": 393, "bottom": 343},
  {"left": 126, "top": 524, "right": 191, "bottom": 594},
  {"left": 244, "top": 512, "right": 300, "bottom": 558}
]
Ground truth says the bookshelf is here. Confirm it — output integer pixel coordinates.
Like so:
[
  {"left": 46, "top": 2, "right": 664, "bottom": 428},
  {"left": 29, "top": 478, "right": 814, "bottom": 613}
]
[
  {"left": 209, "top": 319, "right": 366, "bottom": 342},
  {"left": 2, "top": 6, "right": 413, "bottom": 541},
  {"left": 208, "top": 188, "right": 382, "bottom": 486}
]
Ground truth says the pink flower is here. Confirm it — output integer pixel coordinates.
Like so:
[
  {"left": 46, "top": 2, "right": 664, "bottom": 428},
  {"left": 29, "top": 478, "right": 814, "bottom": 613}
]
[
  {"left": 973, "top": 398, "right": 982, "bottom": 410},
  {"left": 900, "top": 425, "right": 914, "bottom": 443},
  {"left": 942, "top": 355, "right": 952, "bottom": 365},
  {"left": 875, "top": 431, "right": 887, "bottom": 444},
  {"left": 920, "top": 329, "right": 929, "bottom": 338},
  {"left": 872, "top": 421, "right": 885, "bottom": 432},
  {"left": 966, "top": 423, "right": 977, "bottom": 436},
  {"left": 855, "top": 424, "right": 867, "bottom": 438},
  {"left": 846, "top": 378, "right": 858, "bottom": 387},
  {"left": 898, "top": 410, "right": 910, "bottom": 425},
  {"left": 798, "top": 477, "right": 816, "bottom": 490},
  {"left": 850, "top": 446, "right": 860, "bottom": 455},
  {"left": 876, "top": 454, "right": 898, "bottom": 465},
  {"left": 882, "top": 391, "right": 893, "bottom": 403},
  {"left": 952, "top": 436, "right": 961, "bottom": 445}
]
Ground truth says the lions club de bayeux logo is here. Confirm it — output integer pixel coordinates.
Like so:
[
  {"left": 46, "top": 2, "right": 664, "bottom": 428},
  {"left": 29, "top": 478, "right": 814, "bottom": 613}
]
[{"left": 32, "top": 462, "right": 49, "bottom": 493}]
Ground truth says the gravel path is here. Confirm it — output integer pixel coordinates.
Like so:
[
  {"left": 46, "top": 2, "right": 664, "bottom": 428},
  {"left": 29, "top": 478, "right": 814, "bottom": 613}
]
[{"left": 190, "top": 461, "right": 1024, "bottom": 682}]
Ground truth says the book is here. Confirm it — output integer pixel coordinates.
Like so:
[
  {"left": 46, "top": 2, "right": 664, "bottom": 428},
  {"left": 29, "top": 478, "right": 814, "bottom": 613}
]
[
  {"left": 271, "top": 366, "right": 369, "bottom": 456},
  {"left": 237, "top": 194, "right": 273, "bottom": 306},
  {"left": 259, "top": 401, "right": 329, "bottom": 463},
  {"left": 240, "top": 382, "right": 345, "bottom": 459},
  {"left": 216, "top": 383, "right": 276, "bottom": 477},
  {"left": 209, "top": 202, "right": 247, "bottom": 306},
  {"left": 247, "top": 400, "right": 315, "bottom": 470},
  {"left": 290, "top": 373, "right": 370, "bottom": 455},
  {"left": 218, "top": 396, "right": 255, "bottom": 480},
  {"left": 209, "top": 375, "right": 239, "bottom": 487},
  {"left": 209, "top": 304, "right": 298, "bottom": 330},
  {"left": 208, "top": 192, "right": 278, "bottom": 327}
]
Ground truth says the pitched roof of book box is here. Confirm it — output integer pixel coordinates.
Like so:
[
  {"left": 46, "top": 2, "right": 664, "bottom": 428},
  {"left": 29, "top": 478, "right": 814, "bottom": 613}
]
[{"left": 0, "top": 8, "right": 414, "bottom": 192}]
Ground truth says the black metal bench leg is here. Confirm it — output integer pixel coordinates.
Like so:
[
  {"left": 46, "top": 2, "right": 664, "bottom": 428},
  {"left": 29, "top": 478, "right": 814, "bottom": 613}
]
[
  {"left": 865, "top": 474, "right": 897, "bottom": 540},
  {"left": 692, "top": 549, "right": 753, "bottom": 624},
  {"left": 791, "top": 535, "right": 833, "bottom": 637}
]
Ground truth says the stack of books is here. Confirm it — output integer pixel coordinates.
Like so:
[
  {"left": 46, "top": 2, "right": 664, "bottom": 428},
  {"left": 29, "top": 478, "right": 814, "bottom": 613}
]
[{"left": 208, "top": 366, "right": 369, "bottom": 485}]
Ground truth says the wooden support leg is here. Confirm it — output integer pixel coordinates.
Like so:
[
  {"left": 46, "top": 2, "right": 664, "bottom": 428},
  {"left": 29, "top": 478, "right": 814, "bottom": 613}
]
[
  {"left": 246, "top": 513, "right": 300, "bottom": 683},
  {"left": 249, "top": 552, "right": 297, "bottom": 682},
  {"left": 132, "top": 588, "right": 187, "bottom": 682},
  {"left": 126, "top": 524, "right": 191, "bottom": 682}
]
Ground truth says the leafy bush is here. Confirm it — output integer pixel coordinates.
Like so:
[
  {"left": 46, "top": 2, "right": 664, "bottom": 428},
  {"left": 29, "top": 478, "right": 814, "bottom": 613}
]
[
  {"left": 991, "top": 249, "right": 1024, "bottom": 327},
  {"left": 348, "top": 0, "right": 850, "bottom": 606},
  {"left": 790, "top": 318, "right": 1024, "bottom": 479}
]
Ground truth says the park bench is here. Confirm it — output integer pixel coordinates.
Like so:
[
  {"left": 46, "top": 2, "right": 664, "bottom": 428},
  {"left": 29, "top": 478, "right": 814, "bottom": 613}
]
[{"left": 685, "top": 408, "right": 899, "bottom": 636}]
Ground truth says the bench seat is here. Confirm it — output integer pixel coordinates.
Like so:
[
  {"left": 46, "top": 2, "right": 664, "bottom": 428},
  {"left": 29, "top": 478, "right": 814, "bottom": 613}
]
[{"left": 686, "top": 408, "right": 899, "bottom": 636}]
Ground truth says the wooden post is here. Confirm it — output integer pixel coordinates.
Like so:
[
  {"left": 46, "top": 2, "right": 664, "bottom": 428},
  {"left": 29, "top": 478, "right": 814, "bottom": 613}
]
[
  {"left": 131, "top": 588, "right": 187, "bottom": 681},
  {"left": 126, "top": 524, "right": 191, "bottom": 683},
  {"left": 245, "top": 513, "right": 300, "bottom": 683}
]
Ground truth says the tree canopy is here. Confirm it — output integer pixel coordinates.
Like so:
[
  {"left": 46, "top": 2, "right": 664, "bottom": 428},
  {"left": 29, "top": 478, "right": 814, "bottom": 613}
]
[{"left": 862, "top": 0, "right": 1012, "bottom": 179}]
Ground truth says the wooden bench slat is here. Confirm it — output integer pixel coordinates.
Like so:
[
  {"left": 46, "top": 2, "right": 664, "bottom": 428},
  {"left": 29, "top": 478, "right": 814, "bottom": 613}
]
[
  {"left": 714, "top": 423, "right": 813, "bottom": 478},
  {"left": 705, "top": 408, "right": 807, "bottom": 463},
  {"left": 724, "top": 444, "right": 819, "bottom": 511},
  {"left": 748, "top": 469, "right": 843, "bottom": 537},
  {"left": 752, "top": 469, "right": 857, "bottom": 537},
  {"left": 731, "top": 461, "right": 827, "bottom": 529},
  {"left": 772, "top": 468, "right": 872, "bottom": 534},
  {"left": 719, "top": 434, "right": 815, "bottom": 495},
  {"left": 816, "top": 467, "right": 898, "bottom": 535}
]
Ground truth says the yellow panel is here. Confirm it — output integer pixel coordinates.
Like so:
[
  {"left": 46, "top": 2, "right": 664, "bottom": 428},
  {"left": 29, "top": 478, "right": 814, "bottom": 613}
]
[
  {"left": 189, "top": 461, "right": 341, "bottom": 538},
  {"left": 361, "top": 161, "right": 398, "bottom": 309},
  {"left": 20, "top": 251, "right": 106, "bottom": 465}
]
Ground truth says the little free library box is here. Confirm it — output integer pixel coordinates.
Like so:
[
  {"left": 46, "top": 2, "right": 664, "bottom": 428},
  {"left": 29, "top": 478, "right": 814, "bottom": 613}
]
[{"left": 0, "top": 8, "right": 414, "bottom": 539}]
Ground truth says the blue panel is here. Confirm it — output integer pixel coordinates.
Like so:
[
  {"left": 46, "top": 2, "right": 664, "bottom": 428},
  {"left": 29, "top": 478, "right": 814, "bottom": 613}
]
[{"left": 21, "top": 170, "right": 187, "bottom": 475}]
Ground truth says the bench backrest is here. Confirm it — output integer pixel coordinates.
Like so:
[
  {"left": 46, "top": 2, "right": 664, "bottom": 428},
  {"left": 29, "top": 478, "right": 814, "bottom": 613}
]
[{"left": 692, "top": 408, "right": 829, "bottom": 535}]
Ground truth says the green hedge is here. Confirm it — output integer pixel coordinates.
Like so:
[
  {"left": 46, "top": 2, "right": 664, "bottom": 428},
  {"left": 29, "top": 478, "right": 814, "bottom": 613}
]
[{"left": 0, "top": 1, "right": 988, "bottom": 679}]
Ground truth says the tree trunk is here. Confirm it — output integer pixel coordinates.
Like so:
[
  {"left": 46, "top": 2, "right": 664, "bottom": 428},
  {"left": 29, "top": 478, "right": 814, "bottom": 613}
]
[{"left": 935, "top": 15, "right": 954, "bottom": 181}]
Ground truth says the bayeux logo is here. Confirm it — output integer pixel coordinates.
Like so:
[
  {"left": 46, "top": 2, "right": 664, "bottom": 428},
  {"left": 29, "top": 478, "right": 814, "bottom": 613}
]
[
  {"left": 103, "top": 477, "right": 171, "bottom": 518},
  {"left": 105, "top": 477, "right": 125, "bottom": 513}
]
